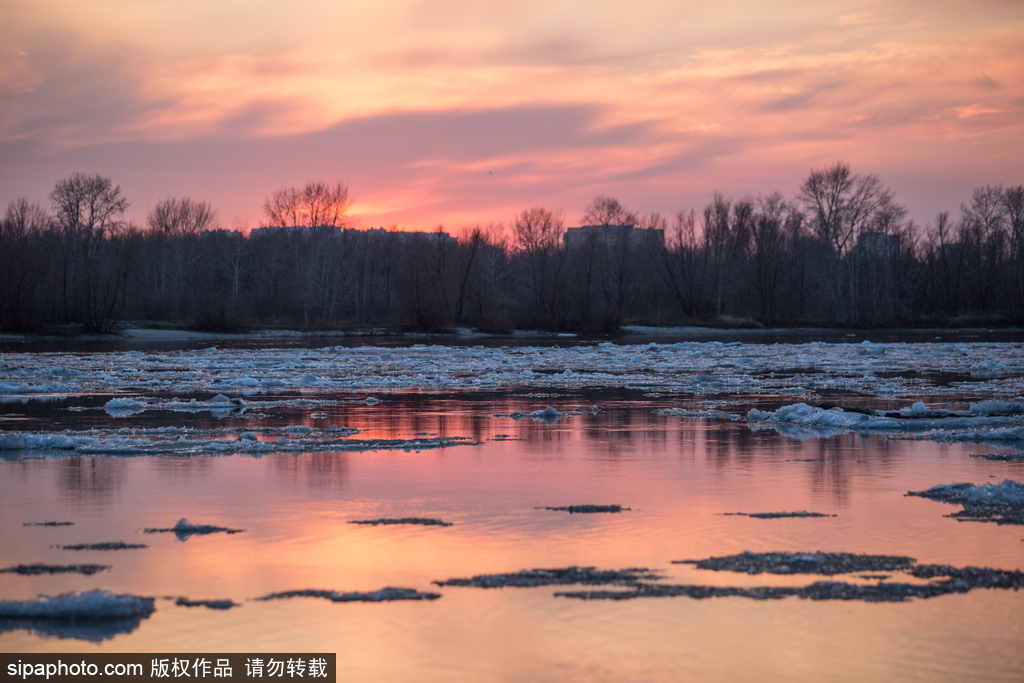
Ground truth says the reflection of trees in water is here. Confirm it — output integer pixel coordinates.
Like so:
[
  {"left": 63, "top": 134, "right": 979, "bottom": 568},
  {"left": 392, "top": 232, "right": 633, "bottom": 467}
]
[
  {"left": 522, "top": 427, "right": 575, "bottom": 459},
  {"left": 58, "top": 456, "right": 127, "bottom": 506},
  {"left": 270, "top": 453, "right": 349, "bottom": 490},
  {"left": 153, "top": 456, "right": 213, "bottom": 481},
  {"left": 521, "top": 402, "right": 669, "bottom": 459},
  {"left": 805, "top": 435, "right": 902, "bottom": 505},
  {"left": 699, "top": 423, "right": 759, "bottom": 468},
  {"left": 690, "top": 423, "right": 906, "bottom": 504}
]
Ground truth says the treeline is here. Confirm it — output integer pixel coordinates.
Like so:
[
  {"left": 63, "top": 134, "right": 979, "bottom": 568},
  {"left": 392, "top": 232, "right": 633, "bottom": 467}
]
[{"left": 1, "top": 164, "right": 1022, "bottom": 334}]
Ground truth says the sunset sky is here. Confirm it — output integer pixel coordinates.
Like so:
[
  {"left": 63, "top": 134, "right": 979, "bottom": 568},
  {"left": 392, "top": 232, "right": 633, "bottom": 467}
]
[{"left": 1, "top": 0, "right": 1021, "bottom": 231}]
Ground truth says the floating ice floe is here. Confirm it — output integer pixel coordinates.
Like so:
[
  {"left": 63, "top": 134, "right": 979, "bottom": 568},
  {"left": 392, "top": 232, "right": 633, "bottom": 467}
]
[
  {"left": 257, "top": 587, "right": 440, "bottom": 602},
  {"left": 971, "top": 450, "right": 1024, "bottom": 462},
  {"left": 673, "top": 551, "right": 915, "bottom": 575},
  {"left": 435, "top": 566, "right": 660, "bottom": 588},
  {"left": 103, "top": 397, "right": 147, "bottom": 416},
  {"left": 907, "top": 479, "right": 1024, "bottom": 525},
  {"left": 0, "top": 589, "right": 155, "bottom": 620},
  {"left": 657, "top": 407, "right": 742, "bottom": 420},
  {"left": 747, "top": 401, "right": 1024, "bottom": 443},
  {"left": 0, "top": 563, "right": 109, "bottom": 576},
  {"left": 549, "top": 551, "right": 1024, "bottom": 603},
  {"left": 722, "top": 511, "right": 836, "bottom": 519},
  {"left": 95, "top": 394, "right": 372, "bottom": 419},
  {"left": 60, "top": 542, "right": 147, "bottom": 551},
  {"left": 494, "top": 405, "right": 599, "bottom": 424},
  {"left": 0, "top": 425, "right": 476, "bottom": 459},
  {"left": 174, "top": 597, "right": 237, "bottom": 610},
  {"left": 537, "top": 505, "right": 630, "bottom": 514},
  {"left": 348, "top": 518, "right": 452, "bottom": 527},
  {"left": 555, "top": 563, "right": 1024, "bottom": 603},
  {"left": 3, "top": 341, "right": 1022, "bottom": 400},
  {"left": 144, "top": 518, "right": 245, "bottom": 540}
]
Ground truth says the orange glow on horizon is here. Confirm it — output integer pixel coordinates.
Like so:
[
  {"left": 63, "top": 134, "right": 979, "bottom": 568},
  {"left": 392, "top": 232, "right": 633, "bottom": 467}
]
[{"left": 0, "top": 0, "right": 1021, "bottom": 228}]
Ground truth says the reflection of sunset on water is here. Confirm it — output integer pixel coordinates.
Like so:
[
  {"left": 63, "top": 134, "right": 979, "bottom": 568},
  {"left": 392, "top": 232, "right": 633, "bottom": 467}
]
[{"left": 3, "top": 389, "right": 1022, "bottom": 679}]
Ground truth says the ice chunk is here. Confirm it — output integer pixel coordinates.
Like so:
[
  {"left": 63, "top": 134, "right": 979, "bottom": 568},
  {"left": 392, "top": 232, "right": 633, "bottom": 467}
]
[
  {"left": 104, "top": 397, "right": 146, "bottom": 416},
  {"left": 0, "top": 434, "right": 27, "bottom": 450},
  {"left": 530, "top": 406, "right": 567, "bottom": 423},
  {"left": 0, "top": 589, "right": 155, "bottom": 620},
  {"left": 970, "top": 401, "right": 1024, "bottom": 416},
  {"left": 970, "top": 361, "right": 1007, "bottom": 378},
  {"left": 857, "top": 341, "right": 885, "bottom": 356},
  {"left": 258, "top": 587, "right": 440, "bottom": 602},
  {"left": 910, "top": 480, "right": 1024, "bottom": 506},
  {"left": 748, "top": 403, "right": 869, "bottom": 428},
  {"left": 143, "top": 519, "right": 244, "bottom": 540},
  {"left": 175, "top": 597, "right": 237, "bottom": 610}
]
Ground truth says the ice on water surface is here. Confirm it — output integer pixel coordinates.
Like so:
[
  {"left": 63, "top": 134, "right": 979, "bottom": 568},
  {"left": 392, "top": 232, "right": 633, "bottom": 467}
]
[
  {"left": 0, "top": 340, "right": 1021, "bottom": 398},
  {"left": 2, "top": 336, "right": 1024, "bottom": 680},
  {"left": 0, "top": 589, "right": 155, "bottom": 621}
]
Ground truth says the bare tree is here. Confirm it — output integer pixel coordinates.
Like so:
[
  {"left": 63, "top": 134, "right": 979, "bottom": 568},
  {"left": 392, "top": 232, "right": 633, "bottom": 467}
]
[
  {"left": 50, "top": 173, "right": 129, "bottom": 238},
  {"left": 263, "top": 181, "right": 352, "bottom": 228},
  {"left": 148, "top": 197, "right": 217, "bottom": 236},
  {"left": 0, "top": 199, "right": 52, "bottom": 330},
  {"left": 513, "top": 207, "right": 566, "bottom": 327},
  {"left": 797, "top": 162, "right": 892, "bottom": 254},
  {"left": 142, "top": 198, "right": 218, "bottom": 318},
  {"left": 797, "top": 162, "right": 900, "bottom": 322},
  {"left": 580, "top": 195, "right": 637, "bottom": 227},
  {"left": 1004, "top": 186, "right": 1024, "bottom": 317},
  {"left": 48, "top": 173, "right": 132, "bottom": 331},
  {"left": 958, "top": 185, "right": 1010, "bottom": 313},
  {"left": 657, "top": 209, "right": 710, "bottom": 319},
  {"left": 747, "top": 193, "right": 801, "bottom": 323}
]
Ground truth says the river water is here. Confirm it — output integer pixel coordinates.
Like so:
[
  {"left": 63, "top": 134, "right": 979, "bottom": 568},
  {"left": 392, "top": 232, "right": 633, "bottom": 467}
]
[{"left": 1, "top": 339, "right": 1023, "bottom": 681}]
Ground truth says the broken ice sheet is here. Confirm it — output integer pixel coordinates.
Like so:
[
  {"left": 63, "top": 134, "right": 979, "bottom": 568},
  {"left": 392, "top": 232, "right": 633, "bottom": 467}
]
[
  {"left": 257, "top": 587, "right": 440, "bottom": 602},
  {"left": 3, "top": 341, "right": 1024, "bottom": 399},
  {"left": 553, "top": 574, "right": 1024, "bottom": 603},
  {"left": 174, "top": 597, "right": 238, "bottom": 610},
  {"left": 559, "top": 554, "right": 1024, "bottom": 603},
  {"left": 537, "top": 505, "right": 630, "bottom": 513},
  {"left": 673, "top": 551, "right": 916, "bottom": 575},
  {"left": 60, "top": 542, "right": 147, "bottom": 551},
  {"left": 970, "top": 450, "right": 1024, "bottom": 462},
  {"left": 907, "top": 480, "right": 1024, "bottom": 525},
  {"left": 0, "top": 563, "right": 110, "bottom": 576},
  {"left": 434, "top": 566, "right": 659, "bottom": 588},
  {"left": 722, "top": 511, "right": 836, "bottom": 519},
  {"left": 747, "top": 401, "right": 1024, "bottom": 443},
  {"left": 0, "top": 426, "right": 476, "bottom": 458},
  {"left": 0, "top": 590, "right": 156, "bottom": 642},
  {"left": 144, "top": 518, "right": 245, "bottom": 540},
  {"left": 348, "top": 518, "right": 453, "bottom": 527}
]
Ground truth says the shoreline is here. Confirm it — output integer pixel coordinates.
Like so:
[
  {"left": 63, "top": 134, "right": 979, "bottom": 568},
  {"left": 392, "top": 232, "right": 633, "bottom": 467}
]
[{"left": 2, "top": 323, "right": 1023, "bottom": 347}]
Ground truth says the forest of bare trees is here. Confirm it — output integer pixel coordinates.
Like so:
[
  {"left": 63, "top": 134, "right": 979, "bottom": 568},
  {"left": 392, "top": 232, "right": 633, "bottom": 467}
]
[{"left": 2, "top": 165, "right": 1022, "bottom": 334}]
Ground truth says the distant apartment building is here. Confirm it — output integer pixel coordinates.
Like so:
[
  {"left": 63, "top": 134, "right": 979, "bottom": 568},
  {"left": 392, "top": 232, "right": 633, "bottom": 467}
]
[
  {"left": 854, "top": 231, "right": 901, "bottom": 257},
  {"left": 563, "top": 224, "right": 665, "bottom": 250}
]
